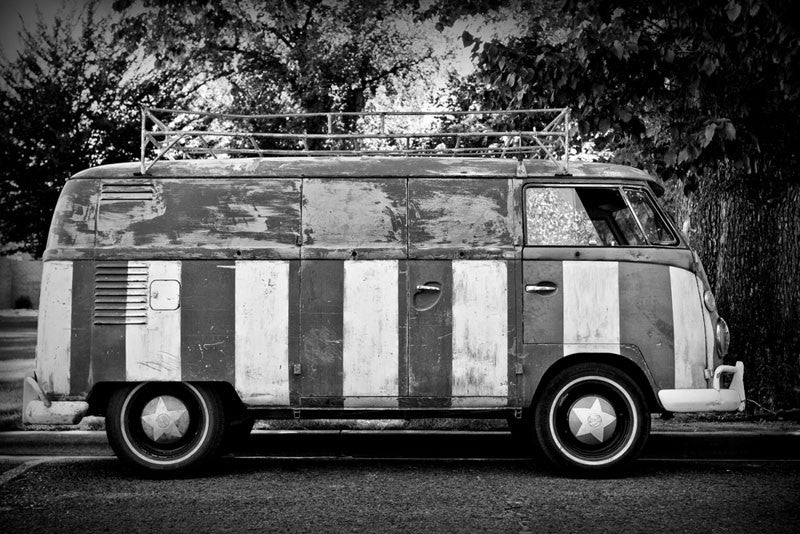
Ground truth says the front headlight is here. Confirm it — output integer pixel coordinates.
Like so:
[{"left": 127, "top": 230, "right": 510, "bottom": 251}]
[{"left": 715, "top": 317, "right": 730, "bottom": 356}]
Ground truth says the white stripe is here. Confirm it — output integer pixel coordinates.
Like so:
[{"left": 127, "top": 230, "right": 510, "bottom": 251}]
[
  {"left": 235, "top": 261, "right": 290, "bottom": 405},
  {"left": 342, "top": 260, "right": 399, "bottom": 407},
  {"left": 562, "top": 261, "right": 620, "bottom": 355},
  {"left": 670, "top": 267, "right": 706, "bottom": 388},
  {"left": 451, "top": 260, "right": 508, "bottom": 401},
  {"left": 36, "top": 261, "right": 73, "bottom": 395},
  {"left": 126, "top": 261, "right": 181, "bottom": 381}
]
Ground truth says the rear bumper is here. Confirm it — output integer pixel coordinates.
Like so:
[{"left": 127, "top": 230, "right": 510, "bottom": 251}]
[
  {"left": 658, "top": 361, "right": 745, "bottom": 412},
  {"left": 22, "top": 373, "right": 88, "bottom": 426}
]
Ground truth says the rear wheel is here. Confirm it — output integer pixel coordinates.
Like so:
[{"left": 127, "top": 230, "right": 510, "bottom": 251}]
[
  {"left": 106, "top": 382, "right": 226, "bottom": 472},
  {"left": 534, "top": 363, "right": 650, "bottom": 475}
]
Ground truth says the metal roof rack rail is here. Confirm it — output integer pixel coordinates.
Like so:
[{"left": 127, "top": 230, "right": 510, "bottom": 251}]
[{"left": 140, "top": 107, "right": 571, "bottom": 175}]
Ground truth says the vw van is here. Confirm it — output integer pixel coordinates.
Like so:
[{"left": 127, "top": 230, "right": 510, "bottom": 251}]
[{"left": 23, "top": 108, "right": 745, "bottom": 474}]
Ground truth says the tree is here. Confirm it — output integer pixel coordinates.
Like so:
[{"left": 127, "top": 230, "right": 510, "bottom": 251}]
[
  {"left": 433, "top": 0, "right": 800, "bottom": 409},
  {"left": 0, "top": 1, "right": 188, "bottom": 256},
  {"left": 111, "top": 0, "right": 441, "bottom": 129}
]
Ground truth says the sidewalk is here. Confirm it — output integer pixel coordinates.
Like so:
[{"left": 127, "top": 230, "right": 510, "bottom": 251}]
[{"left": 1, "top": 424, "right": 799, "bottom": 460}]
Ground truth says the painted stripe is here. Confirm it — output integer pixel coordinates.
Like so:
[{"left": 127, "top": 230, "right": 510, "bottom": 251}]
[
  {"left": 407, "top": 260, "right": 453, "bottom": 400},
  {"left": 125, "top": 261, "right": 182, "bottom": 381},
  {"left": 181, "top": 261, "right": 236, "bottom": 383},
  {"left": 91, "top": 262, "right": 126, "bottom": 382},
  {"left": 69, "top": 260, "right": 94, "bottom": 396},
  {"left": 36, "top": 261, "right": 73, "bottom": 395},
  {"left": 234, "top": 261, "right": 290, "bottom": 405},
  {"left": 299, "top": 261, "right": 344, "bottom": 404},
  {"left": 451, "top": 260, "right": 508, "bottom": 404},
  {"left": 562, "top": 261, "right": 620, "bottom": 355},
  {"left": 522, "top": 260, "right": 564, "bottom": 344},
  {"left": 342, "top": 260, "right": 399, "bottom": 407},
  {"left": 619, "top": 262, "right": 674, "bottom": 389},
  {"left": 670, "top": 266, "right": 706, "bottom": 388}
]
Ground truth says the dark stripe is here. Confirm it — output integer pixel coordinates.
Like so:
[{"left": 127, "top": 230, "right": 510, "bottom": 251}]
[
  {"left": 90, "top": 261, "right": 126, "bottom": 382},
  {"left": 69, "top": 260, "right": 94, "bottom": 396},
  {"left": 522, "top": 260, "right": 563, "bottom": 344},
  {"left": 506, "top": 259, "right": 519, "bottom": 405},
  {"left": 397, "top": 260, "right": 408, "bottom": 398},
  {"left": 619, "top": 262, "right": 674, "bottom": 389},
  {"left": 181, "top": 261, "right": 235, "bottom": 383},
  {"left": 406, "top": 260, "right": 453, "bottom": 402},
  {"left": 288, "top": 260, "right": 302, "bottom": 406},
  {"left": 299, "top": 260, "right": 344, "bottom": 405}
]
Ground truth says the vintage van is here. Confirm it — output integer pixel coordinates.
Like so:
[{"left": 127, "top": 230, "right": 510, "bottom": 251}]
[{"left": 23, "top": 109, "right": 745, "bottom": 474}]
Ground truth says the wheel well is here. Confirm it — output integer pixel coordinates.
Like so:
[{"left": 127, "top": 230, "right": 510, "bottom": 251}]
[
  {"left": 87, "top": 381, "right": 245, "bottom": 420},
  {"left": 529, "top": 353, "right": 662, "bottom": 413}
]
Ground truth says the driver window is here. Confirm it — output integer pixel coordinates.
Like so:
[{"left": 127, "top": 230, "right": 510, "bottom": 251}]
[{"left": 525, "top": 186, "right": 646, "bottom": 246}]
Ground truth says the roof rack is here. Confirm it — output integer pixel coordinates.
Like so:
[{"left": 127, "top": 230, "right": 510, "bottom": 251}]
[{"left": 139, "top": 107, "right": 571, "bottom": 175}]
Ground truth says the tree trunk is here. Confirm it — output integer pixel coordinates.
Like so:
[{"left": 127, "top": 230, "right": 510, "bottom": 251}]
[{"left": 664, "top": 161, "right": 800, "bottom": 410}]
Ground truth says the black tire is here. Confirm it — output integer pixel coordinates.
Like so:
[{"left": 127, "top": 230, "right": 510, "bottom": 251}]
[
  {"left": 106, "top": 382, "right": 226, "bottom": 472},
  {"left": 534, "top": 363, "right": 650, "bottom": 475}
]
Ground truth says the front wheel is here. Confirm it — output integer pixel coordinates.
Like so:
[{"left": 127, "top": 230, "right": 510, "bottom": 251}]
[
  {"left": 106, "top": 382, "right": 226, "bottom": 472},
  {"left": 534, "top": 363, "right": 650, "bottom": 475}
]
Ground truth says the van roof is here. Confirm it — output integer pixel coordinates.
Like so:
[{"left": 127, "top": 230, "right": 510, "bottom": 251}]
[{"left": 71, "top": 157, "right": 663, "bottom": 193}]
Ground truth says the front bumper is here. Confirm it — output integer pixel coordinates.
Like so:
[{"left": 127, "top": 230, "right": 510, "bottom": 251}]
[
  {"left": 22, "top": 373, "right": 88, "bottom": 426},
  {"left": 658, "top": 361, "right": 746, "bottom": 412}
]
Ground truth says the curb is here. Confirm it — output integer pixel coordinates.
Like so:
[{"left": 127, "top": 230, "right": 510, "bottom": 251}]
[{"left": 1, "top": 429, "right": 799, "bottom": 460}]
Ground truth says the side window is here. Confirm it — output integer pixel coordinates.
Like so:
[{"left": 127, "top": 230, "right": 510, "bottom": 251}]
[
  {"left": 624, "top": 188, "right": 678, "bottom": 245},
  {"left": 525, "top": 187, "right": 645, "bottom": 246}
]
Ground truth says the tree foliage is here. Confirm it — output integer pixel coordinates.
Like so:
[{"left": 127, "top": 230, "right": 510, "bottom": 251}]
[
  {"left": 112, "top": 0, "right": 439, "bottom": 121},
  {"left": 439, "top": 0, "right": 799, "bottom": 182},
  {"left": 0, "top": 2, "right": 186, "bottom": 256}
]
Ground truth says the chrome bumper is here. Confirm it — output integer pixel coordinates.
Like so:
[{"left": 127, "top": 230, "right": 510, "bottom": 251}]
[
  {"left": 658, "top": 361, "right": 746, "bottom": 412},
  {"left": 22, "top": 373, "right": 88, "bottom": 426}
]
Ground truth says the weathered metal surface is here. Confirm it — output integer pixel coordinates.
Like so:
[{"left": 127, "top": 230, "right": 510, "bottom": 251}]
[
  {"left": 95, "top": 178, "right": 300, "bottom": 255},
  {"left": 619, "top": 262, "right": 674, "bottom": 390},
  {"left": 669, "top": 266, "right": 708, "bottom": 389},
  {"left": 409, "top": 179, "right": 515, "bottom": 257},
  {"left": 47, "top": 180, "right": 98, "bottom": 250},
  {"left": 450, "top": 260, "right": 509, "bottom": 405},
  {"left": 69, "top": 261, "right": 94, "bottom": 397},
  {"left": 299, "top": 260, "right": 344, "bottom": 405},
  {"left": 180, "top": 261, "right": 235, "bottom": 383},
  {"left": 70, "top": 156, "right": 660, "bottom": 187},
  {"left": 234, "top": 260, "right": 291, "bottom": 405},
  {"left": 342, "top": 261, "right": 400, "bottom": 406},
  {"left": 407, "top": 260, "right": 453, "bottom": 401},
  {"left": 36, "top": 261, "right": 73, "bottom": 396},
  {"left": 302, "top": 179, "right": 406, "bottom": 259}
]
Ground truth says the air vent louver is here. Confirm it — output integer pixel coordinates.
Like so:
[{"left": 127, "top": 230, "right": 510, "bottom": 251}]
[
  {"left": 94, "top": 262, "right": 148, "bottom": 325},
  {"left": 99, "top": 183, "right": 156, "bottom": 201}
]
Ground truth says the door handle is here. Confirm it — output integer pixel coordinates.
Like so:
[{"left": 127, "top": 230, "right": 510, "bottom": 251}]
[
  {"left": 525, "top": 283, "right": 557, "bottom": 295},
  {"left": 416, "top": 284, "right": 441, "bottom": 292}
]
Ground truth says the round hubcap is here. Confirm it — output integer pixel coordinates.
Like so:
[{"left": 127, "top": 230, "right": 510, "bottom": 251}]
[
  {"left": 140, "top": 395, "right": 190, "bottom": 444},
  {"left": 567, "top": 395, "right": 617, "bottom": 445}
]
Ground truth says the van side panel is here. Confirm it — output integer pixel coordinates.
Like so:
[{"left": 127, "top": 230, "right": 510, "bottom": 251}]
[
  {"left": 36, "top": 261, "right": 73, "bottom": 396},
  {"left": 234, "top": 260, "right": 291, "bottom": 405},
  {"left": 451, "top": 260, "right": 509, "bottom": 406},
  {"left": 298, "top": 260, "right": 345, "bottom": 406},
  {"left": 69, "top": 260, "right": 94, "bottom": 397},
  {"left": 342, "top": 260, "right": 401, "bottom": 407},
  {"left": 669, "top": 266, "right": 708, "bottom": 389},
  {"left": 180, "top": 261, "right": 236, "bottom": 383},
  {"left": 407, "top": 261, "right": 454, "bottom": 403},
  {"left": 619, "top": 262, "right": 674, "bottom": 388}
]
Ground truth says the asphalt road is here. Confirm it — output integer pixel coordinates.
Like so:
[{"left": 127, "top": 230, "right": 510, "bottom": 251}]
[{"left": 0, "top": 456, "right": 799, "bottom": 533}]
